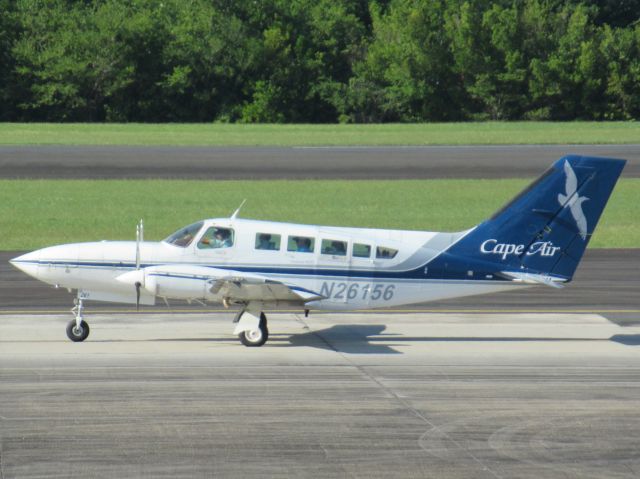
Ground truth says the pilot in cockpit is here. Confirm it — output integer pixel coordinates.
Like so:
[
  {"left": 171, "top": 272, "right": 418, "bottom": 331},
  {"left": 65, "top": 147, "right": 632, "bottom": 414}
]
[
  {"left": 198, "top": 227, "right": 233, "bottom": 249},
  {"left": 211, "top": 228, "right": 233, "bottom": 248}
]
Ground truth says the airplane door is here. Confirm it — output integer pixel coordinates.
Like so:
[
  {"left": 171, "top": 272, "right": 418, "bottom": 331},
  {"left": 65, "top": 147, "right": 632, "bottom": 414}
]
[
  {"left": 317, "top": 235, "right": 369, "bottom": 307},
  {"left": 349, "top": 241, "right": 374, "bottom": 308},
  {"left": 283, "top": 234, "right": 319, "bottom": 298},
  {"left": 284, "top": 235, "right": 317, "bottom": 267}
]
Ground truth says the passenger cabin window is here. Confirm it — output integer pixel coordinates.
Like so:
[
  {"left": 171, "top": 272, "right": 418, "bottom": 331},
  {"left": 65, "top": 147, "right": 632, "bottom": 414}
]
[
  {"left": 164, "top": 221, "right": 204, "bottom": 248},
  {"left": 321, "top": 239, "right": 347, "bottom": 256},
  {"left": 287, "top": 236, "right": 315, "bottom": 253},
  {"left": 376, "top": 246, "right": 398, "bottom": 259},
  {"left": 198, "top": 227, "right": 234, "bottom": 249},
  {"left": 255, "top": 233, "right": 281, "bottom": 251},
  {"left": 353, "top": 243, "right": 371, "bottom": 258}
]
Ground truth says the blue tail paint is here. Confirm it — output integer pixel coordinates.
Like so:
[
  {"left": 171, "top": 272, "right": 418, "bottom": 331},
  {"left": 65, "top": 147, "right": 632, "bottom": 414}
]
[{"left": 430, "top": 155, "right": 626, "bottom": 282}]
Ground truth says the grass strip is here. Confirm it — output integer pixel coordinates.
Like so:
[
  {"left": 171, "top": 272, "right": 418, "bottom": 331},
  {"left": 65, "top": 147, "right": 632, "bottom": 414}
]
[
  {"left": 1, "top": 122, "right": 639, "bottom": 146},
  {"left": 1, "top": 179, "right": 637, "bottom": 251}
]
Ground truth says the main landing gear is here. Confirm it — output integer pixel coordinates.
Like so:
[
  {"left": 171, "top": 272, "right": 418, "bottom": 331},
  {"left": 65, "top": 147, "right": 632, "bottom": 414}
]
[
  {"left": 63, "top": 295, "right": 272, "bottom": 346},
  {"left": 234, "top": 310, "right": 269, "bottom": 347},
  {"left": 66, "top": 297, "right": 90, "bottom": 342}
]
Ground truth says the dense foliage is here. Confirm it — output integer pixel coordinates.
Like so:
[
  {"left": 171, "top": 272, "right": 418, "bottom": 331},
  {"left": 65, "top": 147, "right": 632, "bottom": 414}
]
[{"left": 1, "top": 0, "right": 639, "bottom": 122}]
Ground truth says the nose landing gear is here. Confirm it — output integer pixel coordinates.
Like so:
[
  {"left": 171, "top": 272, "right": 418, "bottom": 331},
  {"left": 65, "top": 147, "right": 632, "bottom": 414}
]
[{"left": 66, "top": 296, "right": 90, "bottom": 342}]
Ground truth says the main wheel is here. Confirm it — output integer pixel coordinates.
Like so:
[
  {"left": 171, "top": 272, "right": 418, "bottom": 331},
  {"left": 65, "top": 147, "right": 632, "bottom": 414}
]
[
  {"left": 238, "top": 313, "right": 268, "bottom": 347},
  {"left": 66, "top": 319, "right": 90, "bottom": 342}
]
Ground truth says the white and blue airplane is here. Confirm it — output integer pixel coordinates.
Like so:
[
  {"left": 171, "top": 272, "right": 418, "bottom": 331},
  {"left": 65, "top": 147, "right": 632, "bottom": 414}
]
[{"left": 10, "top": 155, "right": 625, "bottom": 347}]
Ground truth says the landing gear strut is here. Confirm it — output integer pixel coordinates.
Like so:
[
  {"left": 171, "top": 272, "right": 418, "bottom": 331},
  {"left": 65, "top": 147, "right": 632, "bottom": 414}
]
[
  {"left": 237, "top": 312, "right": 269, "bottom": 347},
  {"left": 66, "top": 297, "right": 90, "bottom": 342}
]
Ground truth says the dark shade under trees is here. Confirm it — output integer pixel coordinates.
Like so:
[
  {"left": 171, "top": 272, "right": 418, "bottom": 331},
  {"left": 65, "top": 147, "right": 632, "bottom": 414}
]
[{"left": 0, "top": 0, "right": 639, "bottom": 123}]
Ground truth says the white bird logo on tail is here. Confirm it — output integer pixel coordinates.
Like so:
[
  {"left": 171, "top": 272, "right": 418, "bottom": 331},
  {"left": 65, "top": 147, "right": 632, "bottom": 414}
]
[{"left": 557, "top": 160, "right": 589, "bottom": 240}]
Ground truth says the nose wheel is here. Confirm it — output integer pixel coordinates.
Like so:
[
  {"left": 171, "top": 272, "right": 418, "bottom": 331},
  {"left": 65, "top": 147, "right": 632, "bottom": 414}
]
[
  {"left": 66, "top": 319, "right": 90, "bottom": 342},
  {"left": 67, "top": 297, "right": 90, "bottom": 342}
]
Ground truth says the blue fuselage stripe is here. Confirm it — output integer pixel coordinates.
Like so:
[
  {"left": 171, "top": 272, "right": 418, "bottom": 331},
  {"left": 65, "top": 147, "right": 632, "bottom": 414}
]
[{"left": 12, "top": 259, "right": 508, "bottom": 283}]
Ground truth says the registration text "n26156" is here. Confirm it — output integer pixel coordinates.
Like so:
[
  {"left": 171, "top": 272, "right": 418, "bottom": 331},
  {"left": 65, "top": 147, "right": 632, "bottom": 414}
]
[{"left": 320, "top": 282, "right": 395, "bottom": 302}]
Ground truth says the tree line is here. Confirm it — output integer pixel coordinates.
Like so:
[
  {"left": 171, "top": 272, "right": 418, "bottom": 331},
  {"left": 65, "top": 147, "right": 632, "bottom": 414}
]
[{"left": 1, "top": 0, "right": 639, "bottom": 122}]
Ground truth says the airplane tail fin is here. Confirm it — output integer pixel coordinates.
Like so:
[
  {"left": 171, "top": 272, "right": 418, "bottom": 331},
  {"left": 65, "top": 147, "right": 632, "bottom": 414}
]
[{"left": 444, "top": 155, "right": 626, "bottom": 282}]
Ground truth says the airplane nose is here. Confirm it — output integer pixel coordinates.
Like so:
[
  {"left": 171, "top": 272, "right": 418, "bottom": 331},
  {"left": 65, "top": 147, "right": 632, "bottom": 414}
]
[{"left": 9, "top": 250, "right": 42, "bottom": 279}]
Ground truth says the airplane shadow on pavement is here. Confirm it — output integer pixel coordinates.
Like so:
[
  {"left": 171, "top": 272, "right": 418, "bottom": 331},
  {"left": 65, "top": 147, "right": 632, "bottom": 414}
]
[
  {"left": 609, "top": 334, "right": 640, "bottom": 346},
  {"left": 93, "top": 326, "right": 640, "bottom": 352},
  {"left": 276, "top": 325, "right": 640, "bottom": 354},
  {"left": 283, "top": 324, "right": 403, "bottom": 354}
]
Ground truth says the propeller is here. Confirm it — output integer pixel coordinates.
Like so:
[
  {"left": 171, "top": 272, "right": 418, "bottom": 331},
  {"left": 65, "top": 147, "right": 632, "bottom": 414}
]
[
  {"left": 135, "top": 281, "right": 141, "bottom": 311},
  {"left": 135, "top": 219, "right": 143, "bottom": 270},
  {"left": 135, "top": 219, "right": 143, "bottom": 311}
]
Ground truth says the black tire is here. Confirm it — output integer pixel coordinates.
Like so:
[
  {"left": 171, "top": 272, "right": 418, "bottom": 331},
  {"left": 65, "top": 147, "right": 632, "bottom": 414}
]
[
  {"left": 238, "top": 313, "right": 268, "bottom": 347},
  {"left": 66, "top": 319, "right": 90, "bottom": 342}
]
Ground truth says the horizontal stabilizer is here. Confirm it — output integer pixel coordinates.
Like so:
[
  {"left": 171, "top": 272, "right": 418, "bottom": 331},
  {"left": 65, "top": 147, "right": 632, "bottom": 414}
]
[{"left": 498, "top": 271, "right": 567, "bottom": 288}]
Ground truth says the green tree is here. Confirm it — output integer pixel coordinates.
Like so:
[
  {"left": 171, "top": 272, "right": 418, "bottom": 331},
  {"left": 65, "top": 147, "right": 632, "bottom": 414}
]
[
  {"left": 347, "top": 0, "right": 462, "bottom": 122},
  {"left": 3, "top": 0, "right": 639, "bottom": 122},
  {"left": 0, "top": 0, "right": 18, "bottom": 120},
  {"left": 528, "top": 4, "right": 607, "bottom": 119},
  {"left": 233, "top": 0, "right": 366, "bottom": 123},
  {"left": 445, "top": 0, "right": 530, "bottom": 120},
  {"left": 147, "top": 1, "right": 253, "bottom": 121},
  {"left": 601, "top": 23, "right": 640, "bottom": 119},
  {"left": 12, "top": 0, "right": 138, "bottom": 121}
]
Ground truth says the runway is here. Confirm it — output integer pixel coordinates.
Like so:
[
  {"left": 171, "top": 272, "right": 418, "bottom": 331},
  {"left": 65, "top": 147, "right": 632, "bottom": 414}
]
[
  {"left": 1, "top": 144, "right": 639, "bottom": 179},
  {"left": 1, "top": 312, "right": 639, "bottom": 478}
]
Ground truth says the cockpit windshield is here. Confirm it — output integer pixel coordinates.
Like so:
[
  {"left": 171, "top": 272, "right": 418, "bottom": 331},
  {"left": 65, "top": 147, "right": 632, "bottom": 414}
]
[{"left": 163, "top": 221, "right": 204, "bottom": 247}]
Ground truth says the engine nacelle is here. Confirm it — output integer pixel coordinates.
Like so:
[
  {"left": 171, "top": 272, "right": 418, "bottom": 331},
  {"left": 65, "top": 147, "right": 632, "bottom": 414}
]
[{"left": 117, "top": 265, "right": 213, "bottom": 300}]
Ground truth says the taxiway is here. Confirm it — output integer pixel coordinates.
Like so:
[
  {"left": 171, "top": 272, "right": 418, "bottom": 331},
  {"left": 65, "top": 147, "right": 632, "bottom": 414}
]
[
  {"left": 1, "top": 144, "right": 639, "bottom": 179},
  {"left": 1, "top": 312, "right": 639, "bottom": 478}
]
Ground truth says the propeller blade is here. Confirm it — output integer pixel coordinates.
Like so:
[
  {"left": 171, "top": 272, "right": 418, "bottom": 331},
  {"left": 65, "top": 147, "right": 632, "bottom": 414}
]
[
  {"left": 135, "top": 223, "right": 141, "bottom": 270},
  {"left": 135, "top": 281, "right": 141, "bottom": 311}
]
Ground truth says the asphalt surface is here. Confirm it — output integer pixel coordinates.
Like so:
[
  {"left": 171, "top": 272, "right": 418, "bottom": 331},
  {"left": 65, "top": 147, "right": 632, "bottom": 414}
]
[
  {"left": 2, "top": 249, "right": 638, "bottom": 314},
  {"left": 1, "top": 144, "right": 639, "bottom": 179},
  {"left": 1, "top": 312, "right": 639, "bottom": 478}
]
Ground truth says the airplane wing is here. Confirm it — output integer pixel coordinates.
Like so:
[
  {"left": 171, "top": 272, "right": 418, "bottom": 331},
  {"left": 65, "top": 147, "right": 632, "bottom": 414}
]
[
  {"left": 117, "top": 264, "right": 325, "bottom": 303},
  {"left": 207, "top": 270, "right": 324, "bottom": 303}
]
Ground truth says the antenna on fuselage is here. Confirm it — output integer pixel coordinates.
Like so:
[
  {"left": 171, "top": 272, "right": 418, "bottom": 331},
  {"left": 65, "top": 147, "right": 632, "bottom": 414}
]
[{"left": 230, "top": 199, "right": 247, "bottom": 220}]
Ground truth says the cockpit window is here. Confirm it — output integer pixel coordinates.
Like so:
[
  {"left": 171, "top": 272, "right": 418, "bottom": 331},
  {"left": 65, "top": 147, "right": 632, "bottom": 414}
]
[
  {"left": 198, "top": 227, "right": 234, "bottom": 249},
  {"left": 376, "top": 246, "right": 398, "bottom": 259},
  {"left": 164, "top": 221, "right": 204, "bottom": 247}
]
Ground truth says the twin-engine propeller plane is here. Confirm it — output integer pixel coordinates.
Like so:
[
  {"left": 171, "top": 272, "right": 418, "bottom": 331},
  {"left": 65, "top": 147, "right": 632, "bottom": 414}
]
[{"left": 10, "top": 155, "right": 625, "bottom": 347}]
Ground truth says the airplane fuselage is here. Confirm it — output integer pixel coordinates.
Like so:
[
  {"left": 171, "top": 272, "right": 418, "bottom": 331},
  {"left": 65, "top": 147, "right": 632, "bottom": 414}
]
[{"left": 12, "top": 218, "right": 525, "bottom": 311}]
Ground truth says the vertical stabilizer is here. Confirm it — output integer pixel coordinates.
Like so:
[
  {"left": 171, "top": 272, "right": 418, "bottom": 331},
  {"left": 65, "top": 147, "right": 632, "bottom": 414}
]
[{"left": 441, "top": 155, "right": 625, "bottom": 281}]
